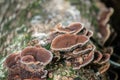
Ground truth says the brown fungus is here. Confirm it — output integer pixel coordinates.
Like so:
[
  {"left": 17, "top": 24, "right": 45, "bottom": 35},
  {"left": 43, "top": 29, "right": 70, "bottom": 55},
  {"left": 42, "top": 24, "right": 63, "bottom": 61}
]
[
  {"left": 98, "top": 8, "right": 114, "bottom": 26},
  {"left": 20, "top": 68, "right": 47, "bottom": 79},
  {"left": 98, "top": 53, "right": 110, "bottom": 65},
  {"left": 96, "top": 62, "right": 110, "bottom": 75},
  {"left": 81, "top": 51, "right": 94, "bottom": 67},
  {"left": 21, "top": 47, "right": 38, "bottom": 57},
  {"left": 21, "top": 55, "right": 36, "bottom": 63},
  {"left": 73, "top": 51, "right": 94, "bottom": 70},
  {"left": 20, "top": 61, "right": 44, "bottom": 72},
  {"left": 5, "top": 22, "right": 112, "bottom": 79},
  {"left": 20, "top": 46, "right": 53, "bottom": 79},
  {"left": 4, "top": 53, "right": 20, "bottom": 69},
  {"left": 51, "top": 34, "right": 89, "bottom": 51},
  {"left": 36, "top": 47, "right": 53, "bottom": 65},
  {"left": 55, "top": 22, "right": 84, "bottom": 34},
  {"left": 73, "top": 44, "right": 95, "bottom": 54},
  {"left": 85, "top": 30, "right": 93, "bottom": 38},
  {"left": 21, "top": 46, "right": 53, "bottom": 65},
  {"left": 93, "top": 51, "right": 103, "bottom": 63},
  {"left": 4, "top": 53, "right": 21, "bottom": 79},
  {"left": 98, "top": 24, "right": 111, "bottom": 44},
  {"left": 98, "top": 8, "right": 114, "bottom": 44},
  {"left": 5, "top": 46, "right": 53, "bottom": 80}
]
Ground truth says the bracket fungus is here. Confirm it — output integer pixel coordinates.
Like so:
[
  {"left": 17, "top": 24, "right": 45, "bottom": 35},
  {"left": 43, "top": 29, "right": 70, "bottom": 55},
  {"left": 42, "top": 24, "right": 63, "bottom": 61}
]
[
  {"left": 93, "top": 51, "right": 111, "bottom": 65},
  {"left": 98, "top": 8, "right": 114, "bottom": 44},
  {"left": 50, "top": 22, "right": 112, "bottom": 74},
  {"left": 51, "top": 34, "right": 89, "bottom": 51},
  {"left": 73, "top": 44, "right": 95, "bottom": 54},
  {"left": 4, "top": 46, "right": 53, "bottom": 80},
  {"left": 21, "top": 47, "right": 53, "bottom": 65},
  {"left": 96, "top": 62, "right": 110, "bottom": 75},
  {"left": 55, "top": 22, "right": 84, "bottom": 34},
  {"left": 5, "top": 53, "right": 20, "bottom": 69},
  {"left": 97, "top": 53, "right": 110, "bottom": 65},
  {"left": 98, "top": 8, "right": 114, "bottom": 26},
  {"left": 93, "top": 51, "right": 103, "bottom": 63},
  {"left": 72, "top": 51, "right": 94, "bottom": 70},
  {"left": 93, "top": 50, "right": 111, "bottom": 75},
  {"left": 4, "top": 22, "right": 113, "bottom": 80}
]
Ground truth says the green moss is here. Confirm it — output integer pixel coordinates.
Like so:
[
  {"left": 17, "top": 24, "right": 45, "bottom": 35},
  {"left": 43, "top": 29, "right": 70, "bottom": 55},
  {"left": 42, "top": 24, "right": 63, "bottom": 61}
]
[{"left": 44, "top": 44, "right": 51, "bottom": 50}]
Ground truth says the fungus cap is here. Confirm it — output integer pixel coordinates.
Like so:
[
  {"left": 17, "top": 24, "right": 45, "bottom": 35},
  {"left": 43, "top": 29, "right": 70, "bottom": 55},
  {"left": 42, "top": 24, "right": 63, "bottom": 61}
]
[
  {"left": 98, "top": 8, "right": 114, "bottom": 44},
  {"left": 98, "top": 24, "right": 111, "bottom": 44},
  {"left": 98, "top": 8, "right": 114, "bottom": 25},
  {"left": 55, "top": 22, "right": 84, "bottom": 34},
  {"left": 51, "top": 34, "right": 89, "bottom": 51},
  {"left": 4, "top": 53, "right": 20, "bottom": 68},
  {"left": 98, "top": 53, "right": 110, "bottom": 64},
  {"left": 98, "top": 62, "right": 110, "bottom": 74},
  {"left": 73, "top": 51, "right": 94, "bottom": 69},
  {"left": 73, "top": 44, "right": 95, "bottom": 54},
  {"left": 21, "top": 46, "right": 53, "bottom": 65},
  {"left": 93, "top": 51, "right": 103, "bottom": 63}
]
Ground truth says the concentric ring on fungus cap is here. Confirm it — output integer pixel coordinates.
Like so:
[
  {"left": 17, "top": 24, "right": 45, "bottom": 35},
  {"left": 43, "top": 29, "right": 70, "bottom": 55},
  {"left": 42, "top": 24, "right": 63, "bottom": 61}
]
[
  {"left": 55, "top": 22, "right": 84, "bottom": 34},
  {"left": 51, "top": 34, "right": 89, "bottom": 51},
  {"left": 21, "top": 55, "right": 35, "bottom": 63},
  {"left": 73, "top": 44, "right": 95, "bottom": 54}
]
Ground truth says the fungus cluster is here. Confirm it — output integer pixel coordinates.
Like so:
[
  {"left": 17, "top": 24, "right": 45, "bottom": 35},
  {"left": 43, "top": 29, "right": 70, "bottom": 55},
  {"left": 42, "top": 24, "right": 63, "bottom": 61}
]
[
  {"left": 4, "top": 46, "right": 53, "bottom": 80},
  {"left": 5, "top": 22, "right": 112, "bottom": 80},
  {"left": 49, "top": 22, "right": 111, "bottom": 74}
]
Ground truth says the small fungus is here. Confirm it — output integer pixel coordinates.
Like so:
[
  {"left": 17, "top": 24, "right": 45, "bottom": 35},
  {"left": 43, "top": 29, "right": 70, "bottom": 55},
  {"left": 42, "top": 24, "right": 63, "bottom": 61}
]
[
  {"left": 55, "top": 22, "right": 84, "bottom": 34},
  {"left": 98, "top": 24, "right": 111, "bottom": 44},
  {"left": 98, "top": 8, "right": 114, "bottom": 44},
  {"left": 98, "top": 62, "right": 110, "bottom": 74},
  {"left": 73, "top": 51, "right": 94, "bottom": 70},
  {"left": 73, "top": 44, "right": 95, "bottom": 54},
  {"left": 98, "top": 53, "right": 110, "bottom": 64},
  {"left": 5, "top": 53, "right": 20, "bottom": 69},
  {"left": 98, "top": 8, "right": 114, "bottom": 25},
  {"left": 93, "top": 51, "right": 103, "bottom": 63}
]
